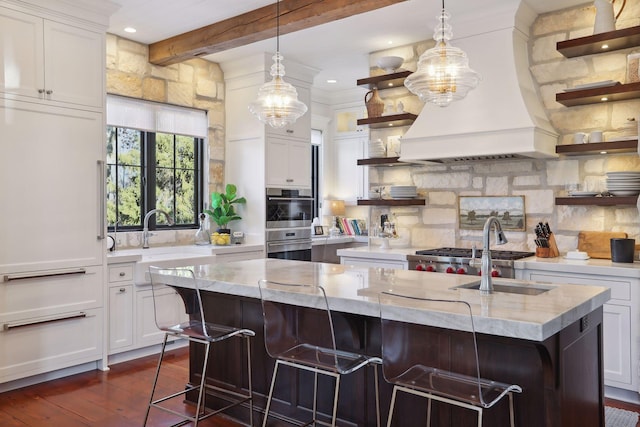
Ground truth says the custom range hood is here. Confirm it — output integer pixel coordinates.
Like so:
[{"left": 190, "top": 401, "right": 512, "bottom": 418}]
[{"left": 399, "top": 2, "right": 558, "bottom": 164}]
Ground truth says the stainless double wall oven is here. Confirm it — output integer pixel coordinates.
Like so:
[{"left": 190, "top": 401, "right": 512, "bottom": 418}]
[{"left": 265, "top": 188, "right": 314, "bottom": 261}]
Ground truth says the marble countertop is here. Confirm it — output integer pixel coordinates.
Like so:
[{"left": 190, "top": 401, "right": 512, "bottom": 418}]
[
  {"left": 515, "top": 256, "right": 640, "bottom": 278},
  {"left": 107, "top": 243, "right": 265, "bottom": 265},
  {"left": 175, "top": 258, "right": 610, "bottom": 342},
  {"left": 336, "top": 246, "right": 417, "bottom": 261},
  {"left": 311, "top": 235, "right": 368, "bottom": 246}
]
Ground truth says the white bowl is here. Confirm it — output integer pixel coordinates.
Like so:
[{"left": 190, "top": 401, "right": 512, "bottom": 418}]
[{"left": 376, "top": 56, "right": 404, "bottom": 72}]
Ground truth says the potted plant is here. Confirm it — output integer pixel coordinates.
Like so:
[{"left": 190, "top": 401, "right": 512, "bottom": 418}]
[{"left": 204, "top": 184, "right": 246, "bottom": 245}]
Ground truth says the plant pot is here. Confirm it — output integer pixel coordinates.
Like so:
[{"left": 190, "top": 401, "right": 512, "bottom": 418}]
[{"left": 212, "top": 228, "right": 231, "bottom": 246}]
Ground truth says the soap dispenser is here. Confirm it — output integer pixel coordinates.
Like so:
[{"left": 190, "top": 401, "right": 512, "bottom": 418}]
[{"left": 195, "top": 213, "right": 210, "bottom": 245}]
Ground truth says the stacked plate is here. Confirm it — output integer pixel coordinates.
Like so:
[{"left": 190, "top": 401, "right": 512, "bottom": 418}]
[
  {"left": 606, "top": 171, "right": 640, "bottom": 196},
  {"left": 390, "top": 185, "right": 417, "bottom": 199}
]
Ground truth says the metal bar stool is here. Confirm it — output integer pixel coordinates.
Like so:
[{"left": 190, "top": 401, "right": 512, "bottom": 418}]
[
  {"left": 258, "top": 279, "right": 381, "bottom": 427},
  {"left": 378, "top": 291, "right": 522, "bottom": 427},
  {"left": 144, "top": 266, "right": 255, "bottom": 427}
]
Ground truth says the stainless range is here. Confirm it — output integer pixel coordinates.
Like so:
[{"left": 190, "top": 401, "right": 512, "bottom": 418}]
[{"left": 407, "top": 247, "right": 534, "bottom": 279}]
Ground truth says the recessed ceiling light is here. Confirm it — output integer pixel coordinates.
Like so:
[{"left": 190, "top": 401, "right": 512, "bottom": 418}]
[
  {"left": 326, "top": 79, "right": 337, "bottom": 84},
  {"left": 124, "top": 27, "right": 137, "bottom": 33},
  {"left": 387, "top": 40, "right": 393, "bottom": 45}
]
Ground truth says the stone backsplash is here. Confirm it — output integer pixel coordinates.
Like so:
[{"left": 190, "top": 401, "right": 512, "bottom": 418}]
[{"left": 359, "top": 2, "right": 640, "bottom": 254}]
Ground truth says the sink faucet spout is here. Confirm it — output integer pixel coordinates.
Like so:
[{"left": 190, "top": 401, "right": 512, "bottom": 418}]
[
  {"left": 480, "top": 216, "right": 508, "bottom": 294},
  {"left": 142, "top": 209, "right": 174, "bottom": 249}
]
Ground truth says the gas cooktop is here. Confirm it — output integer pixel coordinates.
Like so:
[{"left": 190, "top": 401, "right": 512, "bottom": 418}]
[{"left": 414, "top": 247, "right": 534, "bottom": 261}]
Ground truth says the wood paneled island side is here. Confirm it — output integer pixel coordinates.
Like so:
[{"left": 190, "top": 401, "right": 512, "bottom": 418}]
[{"left": 166, "top": 259, "right": 610, "bottom": 427}]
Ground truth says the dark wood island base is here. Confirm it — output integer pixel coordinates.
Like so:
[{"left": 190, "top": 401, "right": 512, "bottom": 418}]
[{"left": 187, "top": 291, "right": 604, "bottom": 427}]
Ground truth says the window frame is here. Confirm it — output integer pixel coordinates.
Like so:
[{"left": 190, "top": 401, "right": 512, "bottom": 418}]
[{"left": 107, "top": 126, "right": 205, "bottom": 232}]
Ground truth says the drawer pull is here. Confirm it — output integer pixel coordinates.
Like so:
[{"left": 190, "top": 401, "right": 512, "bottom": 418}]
[
  {"left": 3, "top": 312, "right": 87, "bottom": 331},
  {"left": 3, "top": 268, "right": 87, "bottom": 282},
  {"left": 119, "top": 272, "right": 125, "bottom": 277},
  {"left": 119, "top": 288, "right": 126, "bottom": 293}
]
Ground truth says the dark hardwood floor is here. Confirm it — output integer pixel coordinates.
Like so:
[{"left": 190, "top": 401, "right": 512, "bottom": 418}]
[
  {"left": 0, "top": 348, "right": 243, "bottom": 427},
  {"left": 1, "top": 346, "right": 639, "bottom": 426}
]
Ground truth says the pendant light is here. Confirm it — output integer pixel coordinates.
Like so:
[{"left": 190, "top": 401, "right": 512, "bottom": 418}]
[
  {"left": 404, "top": 0, "right": 480, "bottom": 107},
  {"left": 249, "top": 0, "right": 308, "bottom": 128}
]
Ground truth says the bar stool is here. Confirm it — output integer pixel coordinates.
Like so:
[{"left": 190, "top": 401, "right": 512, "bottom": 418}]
[
  {"left": 378, "top": 292, "right": 522, "bottom": 427},
  {"left": 258, "top": 279, "right": 381, "bottom": 427},
  {"left": 144, "top": 266, "right": 255, "bottom": 427}
]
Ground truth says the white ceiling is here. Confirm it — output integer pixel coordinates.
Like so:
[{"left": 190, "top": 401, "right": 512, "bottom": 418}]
[{"left": 107, "top": 0, "right": 588, "bottom": 93}]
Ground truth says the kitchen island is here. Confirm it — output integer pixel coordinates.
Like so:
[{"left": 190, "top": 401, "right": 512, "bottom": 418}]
[{"left": 171, "top": 258, "right": 610, "bottom": 426}]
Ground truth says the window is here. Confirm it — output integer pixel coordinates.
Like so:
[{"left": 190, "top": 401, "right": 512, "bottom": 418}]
[
  {"left": 106, "top": 95, "right": 208, "bottom": 232},
  {"left": 106, "top": 127, "right": 204, "bottom": 231}
]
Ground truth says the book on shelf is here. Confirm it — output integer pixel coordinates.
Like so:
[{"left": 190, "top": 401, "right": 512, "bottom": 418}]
[{"left": 336, "top": 217, "right": 367, "bottom": 236}]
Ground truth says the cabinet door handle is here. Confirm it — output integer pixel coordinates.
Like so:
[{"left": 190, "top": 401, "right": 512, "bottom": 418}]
[
  {"left": 3, "top": 312, "right": 87, "bottom": 331},
  {"left": 3, "top": 268, "right": 86, "bottom": 282},
  {"left": 38, "top": 89, "right": 45, "bottom": 94},
  {"left": 45, "top": 90, "right": 53, "bottom": 95},
  {"left": 119, "top": 288, "right": 126, "bottom": 293},
  {"left": 119, "top": 272, "right": 125, "bottom": 276},
  {"left": 286, "top": 129, "right": 294, "bottom": 134},
  {"left": 97, "top": 160, "right": 106, "bottom": 240},
  {"left": 286, "top": 178, "right": 294, "bottom": 182}
]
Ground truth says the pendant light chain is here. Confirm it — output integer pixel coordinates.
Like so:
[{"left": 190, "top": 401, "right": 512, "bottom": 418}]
[{"left": 248, "top": 0, "right": 308, "bottom": 128}]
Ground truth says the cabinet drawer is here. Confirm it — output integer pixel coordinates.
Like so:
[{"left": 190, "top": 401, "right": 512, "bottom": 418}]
[
  {"left": 527, "top": 272, "right": 630, "bottom": 301},
  {"left": 0, "top": 266, "right": 102, "bottom": 322},
  {"left": 0, "top": 308, "right": 103, "bottom": 383},
  {"left": 108, "top": 265, "right": 133, "bottom": 283}
]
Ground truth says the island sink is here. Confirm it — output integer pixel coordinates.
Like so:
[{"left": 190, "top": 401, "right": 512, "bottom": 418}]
[{"left": 453, "top": 280, "right": 555, "bottom": 296}]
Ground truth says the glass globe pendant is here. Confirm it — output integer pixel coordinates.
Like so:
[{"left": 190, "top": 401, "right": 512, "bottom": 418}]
[
  {"left": 249, "top": 0, "right": 307, "bottom": 128},
  {"left": 248, "top": 52, "right": 308, "bottom": 128},
  {"left": 404, "top": 4, "right": 480, "bottom": 107}
]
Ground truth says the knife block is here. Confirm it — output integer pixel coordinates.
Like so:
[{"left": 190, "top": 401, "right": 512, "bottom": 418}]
[{"left": 536, "top": 233, "right": 560, "bottom": 258}]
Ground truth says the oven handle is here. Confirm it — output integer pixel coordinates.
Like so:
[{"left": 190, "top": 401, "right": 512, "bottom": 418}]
[
  {"left": 267, "top": 197, "right": 313, "bottom": 201},
  {"left": 267, "top": 239, "right": 312, "bottom": 252}
]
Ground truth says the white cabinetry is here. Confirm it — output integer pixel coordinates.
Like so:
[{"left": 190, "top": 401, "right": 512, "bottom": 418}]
[
  {"left": 340, "top": 257, "right": 408, "bottom": 270},
  {"left": 266, "top": 138, "right": 311, "bottom": 188},
  {"left": 331, "top": 136, "right": 366, "bottom": 202},
  {"left": 0, "top": 0, "right": 110, "bottom": 388},
  {"left": 516, "top": 268, "right": 639, "bottom": 392},
  {"left": 107, "top": 264, "right": 134, "bottom": 352},
  {"left": 0, "top": 5, "right": 104, "bottom": 109}
]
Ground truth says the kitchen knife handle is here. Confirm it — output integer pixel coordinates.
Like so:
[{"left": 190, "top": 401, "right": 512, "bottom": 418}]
[{"left": 97, "top": 160, "right": 106, "bottom": 240}]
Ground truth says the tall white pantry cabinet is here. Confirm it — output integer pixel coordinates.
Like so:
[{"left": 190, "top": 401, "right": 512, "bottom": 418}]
[{"left": 0, "top": 0, "right": 115, "bottom": 388}]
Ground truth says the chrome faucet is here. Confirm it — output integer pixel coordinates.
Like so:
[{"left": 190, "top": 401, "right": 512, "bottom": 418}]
[
  {"left": 479, "top": 216, "right": 508, "bottom": 294},
  {"left": 142, "top": 209, "right": 174, "bottom": 249}
]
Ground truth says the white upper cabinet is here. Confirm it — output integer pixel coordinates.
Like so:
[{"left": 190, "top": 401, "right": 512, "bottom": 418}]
[
  {"left": 0, "top": 6, "right": 104, "bottom": 109},
  {"left": 266, "top": 138, "right": 311, "bottom": 189}
]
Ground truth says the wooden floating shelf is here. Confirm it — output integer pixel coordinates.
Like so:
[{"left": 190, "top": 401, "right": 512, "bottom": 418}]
[
  {"left": 555, "top": 196, "right": 638, "bottom": 206},
  {"left": 357, "top": 70, "right": 412, "bottom": 90},
  {"left": 357, "top": 157, "right": 408, "bottom": 166},
  {"left": 357, "top": 198, "right": 425, "bottom": 206},
  {"left": 557, "top": 25, "right": 640, "bottom": 58},
  {"left": 556, "top": 82, "right": 640, "bottom": 107},
  {"left": 556, "top": 139, "right": 638, "bottom": 155},
  {"left": 357, "top": 113, "right": 417, "bottom": 129}
]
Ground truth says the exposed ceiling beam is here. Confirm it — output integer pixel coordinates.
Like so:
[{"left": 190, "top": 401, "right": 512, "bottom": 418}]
[{"left": 148, "top": 0, "right": 408, "bottom": 66}]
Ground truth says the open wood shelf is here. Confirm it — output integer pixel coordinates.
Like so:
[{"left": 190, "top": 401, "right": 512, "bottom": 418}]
[
  {"left": 557, "top": 25, "right": 640, "bottom": 58},
  {"left": 555, "top": 196, "right": 638, "bottom": 206},
  {"left": 555, "top": 82, "right": 640, "bottom": 106},
  {"left": 357, "top": 157, "right": 409, "bottom": 166},
  {"left": 357, "top": 70, "right": 412, "bottom": 90},
  {"left": 357, "top": 113, "right": 417, "bottom": 129},
  {"left": 357, "top": 198, "right": 425, "bottom": 206},
  {"left": 556, "top": 139, "right": 638, "bottom": 155}
]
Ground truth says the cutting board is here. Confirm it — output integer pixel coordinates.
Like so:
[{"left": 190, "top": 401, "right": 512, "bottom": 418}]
[{"left": 577, "top": 231, "right": 628, "bottom": 259}]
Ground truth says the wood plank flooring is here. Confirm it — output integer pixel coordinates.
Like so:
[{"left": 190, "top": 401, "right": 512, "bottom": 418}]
[
  {"left": 1, "top": 347, "right": 639, "bottom": 426},
  {"left": 0, "top": 348, "right": 243, "bottom": 427}
]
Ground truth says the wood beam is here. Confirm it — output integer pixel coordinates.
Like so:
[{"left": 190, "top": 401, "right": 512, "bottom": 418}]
[{"left": 148, "top": 0, "right": 408, "bottom": 66}]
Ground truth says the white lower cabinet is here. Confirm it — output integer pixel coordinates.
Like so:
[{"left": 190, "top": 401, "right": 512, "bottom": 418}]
[
  {"left": 516, "top": 268, "right": 639, "bottom": 392},
  {"left": 0, "top": 267, "right": 104, "bottom": 384},
  {"left": 108, "top": 285, "right": 134, "bottom": 351}
]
